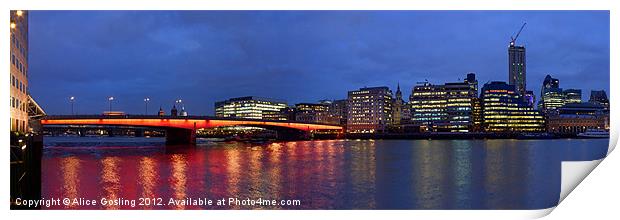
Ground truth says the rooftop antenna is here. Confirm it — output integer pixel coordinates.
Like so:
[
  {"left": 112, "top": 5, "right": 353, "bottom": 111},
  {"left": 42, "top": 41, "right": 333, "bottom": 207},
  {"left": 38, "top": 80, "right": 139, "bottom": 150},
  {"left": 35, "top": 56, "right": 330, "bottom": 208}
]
[{"left": 510, "top": 22, "right": 527, "bottom": 46}]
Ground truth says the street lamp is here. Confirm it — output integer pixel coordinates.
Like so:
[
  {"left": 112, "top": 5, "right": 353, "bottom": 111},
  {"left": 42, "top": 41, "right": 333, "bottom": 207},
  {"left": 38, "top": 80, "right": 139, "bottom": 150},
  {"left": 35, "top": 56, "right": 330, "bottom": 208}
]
[
  {"left": 108, "top": 96, "right": 114, "bottom": 112},
  {"left": 69, "top": 96, "right": 75, "bottom": 115},
  {"left": 144, "top": 97, "right": 150, "bottom": 115}
]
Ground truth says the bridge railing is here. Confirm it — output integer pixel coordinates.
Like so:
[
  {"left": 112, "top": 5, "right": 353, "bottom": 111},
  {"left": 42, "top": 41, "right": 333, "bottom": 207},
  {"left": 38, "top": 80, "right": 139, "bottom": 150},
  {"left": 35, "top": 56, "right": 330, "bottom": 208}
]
[{"left": 42, "top": 115, "right": 344, "bottom": 127}]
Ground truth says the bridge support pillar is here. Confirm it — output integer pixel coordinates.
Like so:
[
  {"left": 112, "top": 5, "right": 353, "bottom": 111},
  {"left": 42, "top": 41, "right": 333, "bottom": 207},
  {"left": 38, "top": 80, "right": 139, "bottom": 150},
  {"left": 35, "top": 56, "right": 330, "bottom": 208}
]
[
  {"left": 165, "top": 128, "right": 196, "bottom": 145},
  {"left": 107, "top": 128, "right": 115, "bottom": 137},
  {"left": 134, "top": 129, "right": 144, "bottom": 137},
  {"left": 276, "top": 129, "right": 311, "bottom": 141}
]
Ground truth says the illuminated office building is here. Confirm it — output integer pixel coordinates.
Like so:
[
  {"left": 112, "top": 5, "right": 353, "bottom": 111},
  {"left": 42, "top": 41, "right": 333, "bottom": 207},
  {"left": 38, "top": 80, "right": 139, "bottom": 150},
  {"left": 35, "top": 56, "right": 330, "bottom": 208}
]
[
  {"left": 524, "top": 90, "right": 536, "bottom": 107},
  {"left": 480, "top": 81, "right": 545, "bottom": 132},
  {"left": 401, "top": 102, "right": 412, "bottom": 126},
  {"left": 563, "top": 89, "right": 582, "bottom": 104},
  {"left": 410, "top": 82, "right": 447, "bottom": 132},
  {"left": 296, "top": 102, "right": 329, "bottom": 112},
  {"left": 347, "top": 87, "right": 393, "bottom": 133},
  {"left": 547, "top": 102, "right": 606, "bottom": 134},
  {"left": 10, "top": 10, "right": 29, "bottom": 133},
  {"left": 329, "top": 99, "right": 348, "bottom": 125},
  {"left": 215, "top": 96, "right": 288, "bottom": 120},
  {"left": 589, "top": 90, "right": 609, "bottom": 111},
  {"left": 410, "top": 73, "right": 478, "bottom": 132},
  {"left": 444, "top": 73, "right": 478, "bottom": 132},
  {"left": 538, "top": 75, "right": 565, "bottom": 114},
  {"left": 294, "top": 102, "right": 339, "bottom": 125},
  {"left": 539, "top": 89, "right": 565, "bottom": 113},
  {"left": 472, "top": 97, "right": 483, "bottom": 132}
]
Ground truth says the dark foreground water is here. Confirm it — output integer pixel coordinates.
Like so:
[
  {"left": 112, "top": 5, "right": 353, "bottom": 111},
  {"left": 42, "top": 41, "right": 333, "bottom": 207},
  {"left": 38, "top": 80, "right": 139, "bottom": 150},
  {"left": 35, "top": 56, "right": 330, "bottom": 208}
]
[{"left": 41, "top": 137, "right": 609, "bottom": 210}]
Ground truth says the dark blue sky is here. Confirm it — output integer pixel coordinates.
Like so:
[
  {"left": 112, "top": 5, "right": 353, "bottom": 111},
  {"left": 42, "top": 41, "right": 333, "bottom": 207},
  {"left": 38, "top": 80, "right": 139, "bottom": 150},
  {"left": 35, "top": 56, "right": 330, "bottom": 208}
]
[{"left": 29, "top": 11, "right": 609, "bottom": 115}]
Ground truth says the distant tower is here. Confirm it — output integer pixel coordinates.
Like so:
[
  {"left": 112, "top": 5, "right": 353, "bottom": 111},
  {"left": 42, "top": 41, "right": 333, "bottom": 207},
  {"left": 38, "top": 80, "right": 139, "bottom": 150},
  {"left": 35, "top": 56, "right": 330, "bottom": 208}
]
[
  {"left": 158, "top": 106, "right": 165, "bottom": 116},
  {"left": 509, "top": 23, "right": 527, "bottom": 96},
  {"left": 180, "top": 106, "right": 188, "bottom": 117},
  {"left": 171, "top": 105, "right": 178, "bottom": 116},
  {"left": 395, "top": 83, "right": 403, "bottom": 101},
  {"left": 509, "top": 45, "right": 526, "bottom": 96},
  {"left": 392, "top": 83, "right": 404, "bottom": 127}
]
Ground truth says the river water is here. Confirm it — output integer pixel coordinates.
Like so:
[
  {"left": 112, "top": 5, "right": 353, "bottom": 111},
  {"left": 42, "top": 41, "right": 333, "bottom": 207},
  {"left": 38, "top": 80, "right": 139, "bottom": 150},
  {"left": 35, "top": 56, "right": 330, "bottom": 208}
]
[{"left": 41, "top": 137, "right": 609, "bottom": 210}]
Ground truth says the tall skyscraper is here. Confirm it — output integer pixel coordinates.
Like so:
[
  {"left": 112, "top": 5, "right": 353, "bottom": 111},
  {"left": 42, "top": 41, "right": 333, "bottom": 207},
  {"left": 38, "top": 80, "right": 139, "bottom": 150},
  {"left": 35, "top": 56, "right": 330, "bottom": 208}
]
[
  {"left": 10, "top": 10, "right": 29, "bottom": 133},
  {"left": 542, "top": 74, "right": 560, "bottom": 89},
  {"left": 347, "top": 87, "right": 393, "bottom": 133},
  {"left": 508, "top": 42, "right": 527, "bottom": 96}
]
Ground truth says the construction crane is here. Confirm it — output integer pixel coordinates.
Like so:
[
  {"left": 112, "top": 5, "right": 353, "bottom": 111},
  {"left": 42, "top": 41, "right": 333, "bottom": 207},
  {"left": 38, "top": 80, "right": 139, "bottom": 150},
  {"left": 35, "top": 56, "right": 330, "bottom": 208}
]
[{"left": 510, "top": 22, "right": 527, "bottom": 46}]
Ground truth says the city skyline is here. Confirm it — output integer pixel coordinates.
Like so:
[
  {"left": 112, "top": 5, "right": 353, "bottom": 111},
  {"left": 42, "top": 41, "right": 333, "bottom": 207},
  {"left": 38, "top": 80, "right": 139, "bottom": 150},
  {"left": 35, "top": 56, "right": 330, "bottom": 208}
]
[{"left": 28, "top": 11, "right": 609, "bottom": 115}]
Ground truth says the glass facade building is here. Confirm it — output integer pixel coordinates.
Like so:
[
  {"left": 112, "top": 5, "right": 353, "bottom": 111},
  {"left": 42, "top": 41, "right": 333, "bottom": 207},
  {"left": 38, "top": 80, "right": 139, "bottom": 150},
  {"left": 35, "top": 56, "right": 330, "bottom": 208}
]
[
  {"left": 538, "top": 75, "right": 565, "bottom": 114},
  {"left": 215, "top": 96, "right": 288, "bottom": 120},
  {"left": 410, "top": 73, "right": 478, "bottom": 132},
  {"left": 444, "top": 73, "right": 478, "bottom": 132},
  {"left": 563, "top": 89, "right": 582, "bottom": 104},
  {"left": 410, "top": 82, "right": 447, "bottom": 132},
  {"left": 480, "top": 81, "right": 545, "bottom": 132}
]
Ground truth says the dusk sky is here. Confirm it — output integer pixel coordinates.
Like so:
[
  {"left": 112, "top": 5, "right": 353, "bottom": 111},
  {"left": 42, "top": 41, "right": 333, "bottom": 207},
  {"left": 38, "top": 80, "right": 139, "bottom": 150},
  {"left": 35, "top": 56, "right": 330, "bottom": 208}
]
[{"left": 28, "top": 11, "right": 610, "bottom": 115}]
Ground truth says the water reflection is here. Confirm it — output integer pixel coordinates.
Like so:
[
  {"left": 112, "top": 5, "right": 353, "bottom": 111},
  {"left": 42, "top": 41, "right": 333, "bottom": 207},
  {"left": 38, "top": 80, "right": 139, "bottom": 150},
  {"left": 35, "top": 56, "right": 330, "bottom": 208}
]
[
  {"left": 100, "top": 157, "right": 120, "bottom": 210},
  {"left": 60, "top": 156, "right": 80, "bottom": 208},
  {"left": 452, "top": 140, "right": 473, "bottom": 208},
  {"left": 138, "top": 157, "right": 157, "bottom": 209},
  {"left": 225, "top": 148, "right": 241, "bottom": 208},
  {"left": 170, "top": 154, "right": 187, "bottom": 209},
  {"left": 41, "top": 137, "right": 608, "bottom": 210}
]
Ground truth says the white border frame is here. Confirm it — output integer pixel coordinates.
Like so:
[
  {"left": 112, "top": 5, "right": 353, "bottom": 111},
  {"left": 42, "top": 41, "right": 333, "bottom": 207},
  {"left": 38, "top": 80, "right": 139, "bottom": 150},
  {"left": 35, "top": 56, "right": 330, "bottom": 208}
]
[{"left": 2, "top": 1, "right": 616, "bottom": 219}]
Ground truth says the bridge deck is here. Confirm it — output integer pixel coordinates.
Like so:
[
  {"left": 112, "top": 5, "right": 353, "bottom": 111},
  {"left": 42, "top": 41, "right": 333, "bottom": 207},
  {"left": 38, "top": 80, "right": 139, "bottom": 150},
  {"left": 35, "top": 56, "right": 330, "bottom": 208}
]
[{"left": 41, "top": 115, "right": 343, "bottom": 131}]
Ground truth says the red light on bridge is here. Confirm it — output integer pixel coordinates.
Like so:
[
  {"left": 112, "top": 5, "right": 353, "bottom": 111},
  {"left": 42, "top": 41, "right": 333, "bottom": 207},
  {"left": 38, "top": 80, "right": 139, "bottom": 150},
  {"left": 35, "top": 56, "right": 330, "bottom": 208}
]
[{"left": 41, "top": 117, "right": 343, "bottom": 132}]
